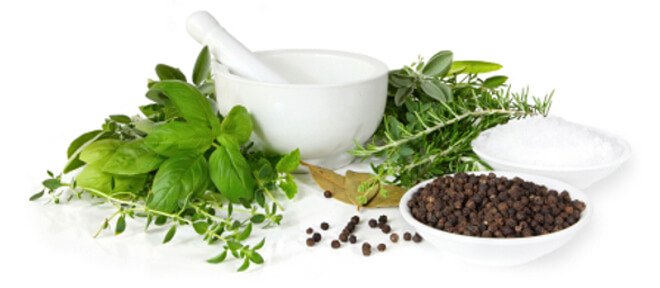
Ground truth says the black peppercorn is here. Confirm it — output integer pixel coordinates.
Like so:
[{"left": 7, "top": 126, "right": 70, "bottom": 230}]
[
  {"left": 306, "top": 227, "right": 313, "bottom": 234},
  {"left": 368, "top": 219, "right": 378, "bottom": 228},
  {"left": 331, "top": 240, "right": 340, "bottom": 248},
  {"left": 381, "top": 224, "right": 391, "bottom": 234},
  {"left": 313, "top": 232, "right": 321, "bottom": 242},
  {"left": 306, "top": 238, "right": 315, "bottom": 247},
  {"left": 403, "top": 232, "right": 412, "bottom": 241},
  {"left": 320, "top": 222, "right": 329, "bottom": 230},
  {"left": 390, "top": 233, "right": 399, "bottom": 243},
  {"left": 323, "top": 190, "right": 332, "bottom": 198},
  {"left": 377, "top": 243, "right": 386, "bottom": 252},
  {"left": 412, "top": 233, "right": 423, "bottom": 243},
  {"left": 362, "top": 242, "right": 371, "bottom": 256},
  {"left": 339, "top": 233, "right": 348, "bottom": 242},
  {"left": 351, "top": 215, "right": 360, "bottom": 224},
  {"left": 378, "top": 215, "right": 388, "bottom": 224},
  {"left": 349, "top": 234, "right": 357, "bottom": 244}
]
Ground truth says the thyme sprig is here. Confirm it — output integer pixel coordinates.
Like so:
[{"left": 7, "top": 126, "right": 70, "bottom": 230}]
[{"left": 351, "top": 51, "right": 553, "bottom": 203}]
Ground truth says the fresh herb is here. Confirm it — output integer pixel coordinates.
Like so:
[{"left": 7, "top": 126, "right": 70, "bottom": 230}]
[
  {"left": 350, "top": 50, "right": 553, "bottom": 204},
  {"left": 32, "top": 47, "right": 300, "bottom": 271}
]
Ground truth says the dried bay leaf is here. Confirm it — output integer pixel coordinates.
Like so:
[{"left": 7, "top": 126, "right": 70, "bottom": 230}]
[{"left": 301, "top": 162, "right": 355, "bottom": 206}]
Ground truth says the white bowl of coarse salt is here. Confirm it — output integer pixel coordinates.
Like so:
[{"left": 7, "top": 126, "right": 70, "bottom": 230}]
[{"left": 471, "top": 116, "right": 631, "bottom": 189}]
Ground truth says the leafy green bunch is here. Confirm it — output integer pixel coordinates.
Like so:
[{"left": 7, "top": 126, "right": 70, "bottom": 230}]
[
  {"left": 351, "top": 50, "right": 553, "bottom": 200},
  {"left": 32, "top": 47, "right": 300, "bottom": 271}
]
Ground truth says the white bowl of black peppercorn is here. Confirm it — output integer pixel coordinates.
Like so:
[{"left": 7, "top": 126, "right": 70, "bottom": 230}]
[{"left": 398, "top": 171, "right": 591, "bottom": 266}]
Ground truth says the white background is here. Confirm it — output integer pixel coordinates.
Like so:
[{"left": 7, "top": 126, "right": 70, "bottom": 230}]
[{"left": 1, "top": 0, "right": 658, "bottom": 286}]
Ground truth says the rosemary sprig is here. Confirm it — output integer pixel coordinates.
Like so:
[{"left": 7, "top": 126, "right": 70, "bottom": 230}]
[{"left": 351, "top": 51, "right": 553, "bottom": 202}]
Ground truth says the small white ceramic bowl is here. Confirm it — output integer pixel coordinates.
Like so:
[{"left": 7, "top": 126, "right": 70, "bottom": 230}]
[
  {"left": 399, "top": 171, "right": 591, "bottom": 266},
  {"left": 213, "top": 49, "right": 388, "bottom": 169},
  {"left": 472, "top": 128, "right": 631, "bottom": 189}
]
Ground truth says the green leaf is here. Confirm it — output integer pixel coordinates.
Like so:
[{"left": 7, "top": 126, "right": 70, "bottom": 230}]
[
  {"left": 63, "top": 130, "right": 104, "bottom": 173},
  {"left": 483, "top": 75, "right": 509, "bottom": 88},
  {"left": 150, "top": 80, "right": 220, "bottom": 135},
  {"left": 162, "top": 225, "right": 176, "bottom": 244},
  {"left": 192, "top": 46, "right": 211, "bottom": 85},
  {"left": 398, "top": 146, "right": 414, "bottom": 156},
  {"left": 155, "top": 64, "right": 186, "bottom": 82},
  {"left": 226, "top": 240, "right": 243, "bottom": 251},
  {"left": 250, "top": 214, "right": 266, "bottom": 224},
  {"left": 220, "top": 105, "right": 253, "bottom": 146},
  {"left": 394, "top": 86, "right": 413, "bottom": 106},
  {"left": 249, "top": 252, "right": 264, "bottom": 264},
  {"left": 144, "top": 122, "right": 213, "bottom": 157},
  {"left": 112, "top": 174, "right": 147, "bottom": 194},
  {"left": 79, "top": 139, "right": 122, "bottom": 167},
  {"left": 103, "top": 140, "right": 166, "bottom": 175},
  {"left": 76, "top": 165, "right": 113, "bottom": 192},
  {"left": 206, "top": 250, "right": 227, "bottom": 264},
  {"left": 253, "top": 237, "right": 266, "bottom": 250},
  {"left": 448, "top": 61, "right": 502, "bottom": 75},
  {"left": 42, "top": 179, "right": 62, "bottom": 190},
  {"left": 237, "top": 258, "right": 250, "bottom": 272},
  {"left": 29, "top": 190, "right": 45, "bottom": 201},
  {"left": 147, "top": 153, "right": 209, "bottom": 213},
  {"left": 420, "top": 79, "right": 453, "bottom": 102},
  {"left": 109, "top": 114, "right": 131, "bottom": 124},
  {"left": 193, "top": 221, "right": 209, "bottom": 235},
  {"left": 275, "top": 148, "right": 301, "bottom": 174},
  {"left": 236, "top": 223, "right": 252, "bottom": 241},
  {"left": 154, "top": 215, "right": 168, "bottom": 226},
  {"left": 145, "top": 89, "right": 168, "bottom": 104},
  {"left": 115, "top": 215, "right": 126, "bottom": 235},
  {"left": 198, "top": 82, "right": 215, "bottom": 95},
  {"left": 209, "top": 135, "right": 256, "bottom": 203},
  {"left": 279, "top": 174, "right": 297, "bottom": 199},
  {"left": 422, "top": 50, "right": 453, "bottom": 77},
  {"left": 389, "top": 71, "right": 415, "bottom": 88},
  {"left": 134, "top": 119, "right": 157, "bottom": 134}
]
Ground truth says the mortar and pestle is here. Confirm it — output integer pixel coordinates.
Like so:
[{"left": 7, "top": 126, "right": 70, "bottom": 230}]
[{"left": 187, "top": 11, "right": 388, "bottom": 170}]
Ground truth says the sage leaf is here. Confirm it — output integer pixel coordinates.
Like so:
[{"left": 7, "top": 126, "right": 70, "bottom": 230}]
[
  {"left": 275, "top": 148, "right": 300, "bottom": 174},
  {"left": 115, "top": 215, "right": 126, "bottom": 235},
  {"left": 448, "top": 60, "right": 502, "bottom": 75},
  {"left": 394, "top": 86, "right": 414, "bottom": 106},
  {"left": 163, "top": 225, "right": 176, "bottom": 244},
  {"left": 209, "top": 135, "right": 256, "bottom": 203},
  {"left": 483, "top": 75, "right": 509, "bottom": 88},
  {"left": 206, "top": 250, "right": 227, "bottom": 264},
  {"left": 422, "top": 50, "right": 453, "bottom": 77},
  {"left": 192, "top": 46, "right": 211, "bottom": 85},
  {"left": 150, "top": 80, "right": 220, "bottom": 135},
  {"left": 420, "top": 79, "right": 453, "bottom": 102},
  {"left": 147, "top": 152, "right": 210, "bottom": 213},
  {"left": 144, "top": 121, "right": 213, "bottom": 157},
  {"left": 103, "top": 139, "right": 166, "bottom": 175},
  {"left": 155, "top": 64, "right": 186, "bottom": 82},
  {"left": 79, "top": 139, "right": 122, "bottom": 167},
  {"left": 220, "top": 105, "right": 253, "bottom": 146},
  {"left": 389, "top": 71, "right": 415, "bottom": 87}
]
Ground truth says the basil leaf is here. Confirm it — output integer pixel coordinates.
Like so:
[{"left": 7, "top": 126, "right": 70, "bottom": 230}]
[
  {"left": 63, "top": 130, "right": 104, "bottom": 173},
  {"left": 420, "top": 79, "right": 453, "bottom": 102},
  {"left": 275, "top": 148, "right": 300, "bottom": 174},
  {"left": 75, "top": 165, "right": 113, "bottom": 192},
  {"left": 79, "top": 139, "right": 122, "bottom": 167},
  {"left": 144, "top": 121, "right": 213, "bottom": 157},
  {"left": 112, "top": 174, "right": 147, "bottom": 194},
  {"left": 422, "top": 50, "right": 453, "bottom": 77},
  {"left": 155, "top": 64, "right": 186, "bottom": 82},
  {"left": 448, "top": 61, "right": 502, "bottom": 75},
  {"left": 483, "top": 75, "right": 509, "bottom": 88},
  {"left": 220, "top": 105, "right": 253, "bottom": 146},
  {"left": 103, "top": 139, "right": 166, "bottom": 175},
  {"left": 209, "top": 135, "right": 256, "bottom": 203},
  {"left": 150, "top": 80, "right": 220, "bottom": 135},
  {"left": 147, "top": 152, "right": 210, "bottom": 213},
  {"left": 192, "top": 46, "right": 211, "bottom": 85},
  {"left": 279, "top": 174, "right": 297, "bottom": 199}
]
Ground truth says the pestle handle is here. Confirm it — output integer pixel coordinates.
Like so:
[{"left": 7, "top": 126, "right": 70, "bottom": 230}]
[{"left": 186, "top": 11, "right": 288, "bottom": 83}]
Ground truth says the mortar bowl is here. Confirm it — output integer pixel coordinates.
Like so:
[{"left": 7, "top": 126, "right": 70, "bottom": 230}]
[{"left": 213, "top": 49, "right": 388, "bottom": 169}]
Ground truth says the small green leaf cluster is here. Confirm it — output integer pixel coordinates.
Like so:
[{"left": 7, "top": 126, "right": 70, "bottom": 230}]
[
  {"left": 34, "top": 47, "right": 300, "bottom": 271},
  {"left": 352, "top": 50, "right": 553, "bottom": 194}
]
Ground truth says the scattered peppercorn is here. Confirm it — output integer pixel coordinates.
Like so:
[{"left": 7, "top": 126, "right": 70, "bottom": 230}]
[
  {"left": 351, "top": 215, "right": 360, "bottom": 224},
  {"left": 306, "top": 227, "right": 313, "bottom": 234},
  {"left": 306, "top": 238, "right": 315, "bottom": 247},
  {"left": 323, "top": 190, "right": 332, "bottom": 198},
  {"left": 390, "top": 233, "right": 399, "bottom": 243},
  {"left": 378, "top": 215, "right": 388, "bottom": 224},
  {"left": 320, "top": 222, "right": 329, "bottom": 230},
  {"left": 403, "top": 232, "right": 412, "bottom": 241},
  {"left": 339, "top": 233, "right": 348, "bottom": 242},
  {"left": 313, "top": 232, "right": 322, "bottom": 242},
  {"left": 368, "top": 219, "right": 378, "bottom": 228},
  {"left": 362, "top": 243, "right": 372, "bottom": 256},
  {"left": 377, "top": 243, "right": 386, "bottom": 252},
  {"left": 349, "top": 234, "right": 357, "bottom": 244},
  {"left": 407, "top": 173, "right": 586, "bottom": 238},
  {"left": 381, "top": 224, "right": 391, "bottom": 234},
  {"left": 412, "top": 233, "right": 423, "bottom": 243},
  {"left": 331, "top": 240, "right": 340, "bottom": 248}
]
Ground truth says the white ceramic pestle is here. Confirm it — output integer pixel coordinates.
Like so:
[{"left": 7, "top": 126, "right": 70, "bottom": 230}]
[{"left": 186, "top": 11, "right": 288, "bottom": 83}]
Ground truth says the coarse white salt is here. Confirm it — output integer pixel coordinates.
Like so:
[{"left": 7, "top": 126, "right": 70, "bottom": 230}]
[{"left": 472, "top": 116, "right": 623, "bottom": 167}]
